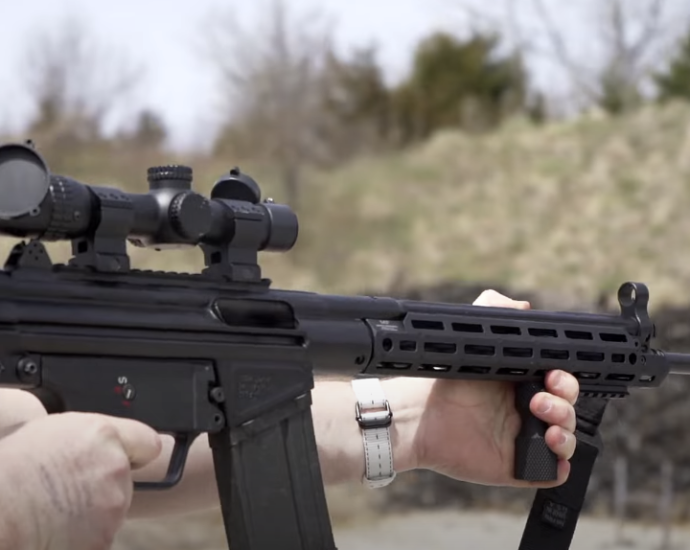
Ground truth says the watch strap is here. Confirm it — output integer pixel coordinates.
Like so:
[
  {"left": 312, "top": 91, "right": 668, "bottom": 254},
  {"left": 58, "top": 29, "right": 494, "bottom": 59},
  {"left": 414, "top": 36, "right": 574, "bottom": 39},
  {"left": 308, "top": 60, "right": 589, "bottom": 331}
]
[{"left": 351, "top": 378, "right": 396, "bottom": 489}]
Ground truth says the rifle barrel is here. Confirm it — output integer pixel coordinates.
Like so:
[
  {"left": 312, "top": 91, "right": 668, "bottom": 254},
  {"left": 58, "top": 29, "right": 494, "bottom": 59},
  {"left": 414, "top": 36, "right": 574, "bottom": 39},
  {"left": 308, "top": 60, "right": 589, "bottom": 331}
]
[{"left": 665, "top": 352, "right": 690, "bottom": 375}]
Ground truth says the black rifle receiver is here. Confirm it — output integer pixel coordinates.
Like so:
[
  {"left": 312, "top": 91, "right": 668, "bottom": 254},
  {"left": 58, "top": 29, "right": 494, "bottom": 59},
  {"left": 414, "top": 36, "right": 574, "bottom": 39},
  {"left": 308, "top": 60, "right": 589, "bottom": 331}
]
[{"left": 0, "top": 140, "right": 689, "bottom": 550}]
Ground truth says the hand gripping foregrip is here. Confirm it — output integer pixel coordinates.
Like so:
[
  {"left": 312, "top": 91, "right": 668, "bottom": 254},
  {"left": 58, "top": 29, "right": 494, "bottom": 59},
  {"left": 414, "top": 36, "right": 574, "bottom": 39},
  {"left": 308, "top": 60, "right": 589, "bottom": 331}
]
[{"left": 514, "top": 382, "right": 558, "bottom": 481}]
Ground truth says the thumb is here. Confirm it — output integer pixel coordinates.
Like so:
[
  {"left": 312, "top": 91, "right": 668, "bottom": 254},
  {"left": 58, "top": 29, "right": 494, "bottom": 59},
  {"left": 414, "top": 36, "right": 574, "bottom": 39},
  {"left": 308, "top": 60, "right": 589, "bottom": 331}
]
[{"left": 473, "top": 289, "right": 531, "bottom": 310}]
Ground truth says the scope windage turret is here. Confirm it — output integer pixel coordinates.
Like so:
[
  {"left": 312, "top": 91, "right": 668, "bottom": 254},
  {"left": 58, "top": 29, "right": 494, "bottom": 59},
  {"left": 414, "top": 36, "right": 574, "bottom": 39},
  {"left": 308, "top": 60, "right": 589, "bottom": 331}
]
[{"left": 0, "top": 141, "right": 298, "bottom": 253}]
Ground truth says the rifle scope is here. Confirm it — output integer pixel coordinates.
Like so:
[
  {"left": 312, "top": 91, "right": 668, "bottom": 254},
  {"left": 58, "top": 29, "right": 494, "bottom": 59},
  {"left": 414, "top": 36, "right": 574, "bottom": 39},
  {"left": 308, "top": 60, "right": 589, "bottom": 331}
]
[{"left": 0, "top": 141, "right": 298, "bottom": 253}]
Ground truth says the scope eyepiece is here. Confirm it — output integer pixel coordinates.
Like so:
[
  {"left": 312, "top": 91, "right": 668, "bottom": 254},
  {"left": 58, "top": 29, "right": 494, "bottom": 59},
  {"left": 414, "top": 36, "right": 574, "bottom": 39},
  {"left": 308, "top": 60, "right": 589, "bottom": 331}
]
[{"left": 0, "top": 142, "right": 51, "bottom": 219}]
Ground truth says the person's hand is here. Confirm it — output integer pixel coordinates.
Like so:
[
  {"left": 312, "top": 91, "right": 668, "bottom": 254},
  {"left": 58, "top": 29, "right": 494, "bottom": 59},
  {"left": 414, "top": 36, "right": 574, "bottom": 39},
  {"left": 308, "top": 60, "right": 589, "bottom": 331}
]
[
  {"left": 388, "top": 290, "right": 579, "bottom": 489},
  {"left": 0, "top": 412, "right": 162, "bottom": 550}
]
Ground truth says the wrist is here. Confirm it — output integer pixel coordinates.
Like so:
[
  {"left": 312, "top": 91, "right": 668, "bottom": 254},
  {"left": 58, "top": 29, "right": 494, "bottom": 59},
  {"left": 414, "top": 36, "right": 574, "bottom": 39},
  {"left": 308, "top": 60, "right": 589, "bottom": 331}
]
[
  {"left": 311, "top": 378, "right": 425, "bottom": 486},
  {"left": 380, "top": 377, "right": 425, "bottom": 474}
]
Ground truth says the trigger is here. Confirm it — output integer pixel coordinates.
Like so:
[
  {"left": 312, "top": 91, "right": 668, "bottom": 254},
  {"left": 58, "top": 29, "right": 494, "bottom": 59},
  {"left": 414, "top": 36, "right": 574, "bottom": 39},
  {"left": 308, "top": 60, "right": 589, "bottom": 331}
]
[
  {"left": 134, "top": 433, "right": 197, "bottom": 491},
  {"left": 27, "top": 388, "right": 64, "bottom": 414}
]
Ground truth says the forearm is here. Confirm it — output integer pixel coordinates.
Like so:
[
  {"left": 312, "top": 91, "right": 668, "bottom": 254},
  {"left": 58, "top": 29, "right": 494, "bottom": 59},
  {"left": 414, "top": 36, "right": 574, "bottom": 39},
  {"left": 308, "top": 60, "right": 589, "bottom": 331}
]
[
  {"left": 311, "top": 378, "right": 421, "bottom": 484},
  {"left": 128, "top": 377, "right": 423, "bottom": 518},
  {"left": 0, "top": 385, "right": 421, "bottom": 521}
]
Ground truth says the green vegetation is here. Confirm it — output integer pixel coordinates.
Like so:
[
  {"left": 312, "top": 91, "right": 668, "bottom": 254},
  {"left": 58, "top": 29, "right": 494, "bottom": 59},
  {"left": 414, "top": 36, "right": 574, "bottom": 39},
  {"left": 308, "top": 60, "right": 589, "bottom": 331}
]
[
  {"left": 656, "top": 25, "right": 690, "bottom": 103},
  {"left": 377, "top": 31, "right": 530, "bottom": 145}
]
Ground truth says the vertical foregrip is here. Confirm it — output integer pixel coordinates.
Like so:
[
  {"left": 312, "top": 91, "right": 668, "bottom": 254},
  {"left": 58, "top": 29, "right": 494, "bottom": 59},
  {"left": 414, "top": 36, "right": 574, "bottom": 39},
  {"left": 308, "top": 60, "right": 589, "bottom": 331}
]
[
  {"left": 209, "top": 394, "right": 338, "bottom": 550},
  {"left": 514, "top": 382, "right": 558, "bottom": 482}
]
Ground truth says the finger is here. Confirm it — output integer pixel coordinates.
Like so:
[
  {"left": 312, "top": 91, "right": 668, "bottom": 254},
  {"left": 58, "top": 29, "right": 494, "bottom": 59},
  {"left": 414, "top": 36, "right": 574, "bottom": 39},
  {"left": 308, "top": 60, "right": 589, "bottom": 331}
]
[
  {"left": 100, "top": 416, "right": 163, "bottom": 470},
  {"left": 545, "top": 370, "right": 579, "bottom": 406},
  {"left": 546, "top": 458, "right": 572, "bottom": 488},
  {"left": 473, "top": 289, "right": 531, "bottom": 310},
  {"left": 545, "top": 425, "right": 576, "bottom": 461},
  {"left": 556, "top": 458, "right": 572, "bottom": 486},
  {"left": 530, "top": 392, "right": 576, "bottom": 434},
  {"left": 0, "top": 389, "right": 47, "bottom": 429}
]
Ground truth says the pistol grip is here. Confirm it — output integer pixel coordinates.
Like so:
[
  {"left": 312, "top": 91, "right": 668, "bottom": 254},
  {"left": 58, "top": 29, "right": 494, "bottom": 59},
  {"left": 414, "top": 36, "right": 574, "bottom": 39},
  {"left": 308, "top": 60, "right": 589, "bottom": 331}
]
[{"left": 514, "top": 381, "right": 558, "bottom": 482}]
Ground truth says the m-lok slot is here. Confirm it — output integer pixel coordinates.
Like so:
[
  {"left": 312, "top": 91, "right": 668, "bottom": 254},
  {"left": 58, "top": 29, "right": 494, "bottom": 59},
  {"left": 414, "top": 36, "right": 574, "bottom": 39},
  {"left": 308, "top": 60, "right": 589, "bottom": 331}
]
[{"left": 424, "top": 342, "right": 457, "bottom": 354}]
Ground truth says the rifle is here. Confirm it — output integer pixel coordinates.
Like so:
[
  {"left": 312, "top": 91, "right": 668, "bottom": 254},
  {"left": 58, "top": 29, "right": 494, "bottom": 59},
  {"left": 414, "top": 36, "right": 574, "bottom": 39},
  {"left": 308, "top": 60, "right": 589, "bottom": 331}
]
[{"left": 0, "top": 140, "right": 688, "bottom": 550}]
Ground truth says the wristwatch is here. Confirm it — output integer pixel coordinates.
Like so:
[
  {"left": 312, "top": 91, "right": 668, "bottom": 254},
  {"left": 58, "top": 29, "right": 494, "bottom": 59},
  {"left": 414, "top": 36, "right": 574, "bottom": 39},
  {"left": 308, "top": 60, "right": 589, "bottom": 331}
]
[{"left": 351, "top": 377, "right": 396, "bottom": 489}]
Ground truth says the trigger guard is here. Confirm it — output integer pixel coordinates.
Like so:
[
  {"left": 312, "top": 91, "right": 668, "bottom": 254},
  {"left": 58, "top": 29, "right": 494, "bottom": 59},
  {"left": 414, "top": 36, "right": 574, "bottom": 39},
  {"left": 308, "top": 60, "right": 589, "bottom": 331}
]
[{"left": 134, "top": 432, "right": 198, "bottom": 491}]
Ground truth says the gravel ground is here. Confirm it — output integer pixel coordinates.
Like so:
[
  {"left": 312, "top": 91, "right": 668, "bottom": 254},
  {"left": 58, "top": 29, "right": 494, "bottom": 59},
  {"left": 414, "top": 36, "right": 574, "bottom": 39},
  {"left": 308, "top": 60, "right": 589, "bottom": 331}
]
[
  {"left": 334, "top": 510, "right": 688, "bottom": 550},
  {"left": 113, "top": 509, "right": 690, "bottom": 550}
]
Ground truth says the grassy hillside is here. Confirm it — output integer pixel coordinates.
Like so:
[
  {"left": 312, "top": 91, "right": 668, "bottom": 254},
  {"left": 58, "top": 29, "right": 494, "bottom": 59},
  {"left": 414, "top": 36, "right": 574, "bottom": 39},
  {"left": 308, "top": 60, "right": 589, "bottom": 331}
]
[
  {"left": 3, "top": 101, "right": 690, "bottom": 308},
  {"left": 286, "top": 101, "right": 690, "bottom": 307}
]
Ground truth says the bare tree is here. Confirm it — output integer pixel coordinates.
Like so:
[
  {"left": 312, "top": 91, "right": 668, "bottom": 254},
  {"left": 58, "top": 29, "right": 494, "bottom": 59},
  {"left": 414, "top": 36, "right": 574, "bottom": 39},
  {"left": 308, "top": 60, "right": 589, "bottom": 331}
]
[
  {"left": 21, "top": 15, "right": 144, "bottom": 141},
  {"left": 202, "top": 0, "right": 337, "bottom": 206},
  {"left": 446, "top": 0, "right": 689, "bottom": 116},
  {"left": 527, "top": 0, "right": 690, "bottom": 114}
]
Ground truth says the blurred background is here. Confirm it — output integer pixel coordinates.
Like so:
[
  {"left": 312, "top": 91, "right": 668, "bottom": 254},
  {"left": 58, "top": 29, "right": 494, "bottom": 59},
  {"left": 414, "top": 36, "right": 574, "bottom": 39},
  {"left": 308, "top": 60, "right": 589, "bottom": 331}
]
[{"left": 2, "top": 0, "right": 690, "bottom": 548}]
